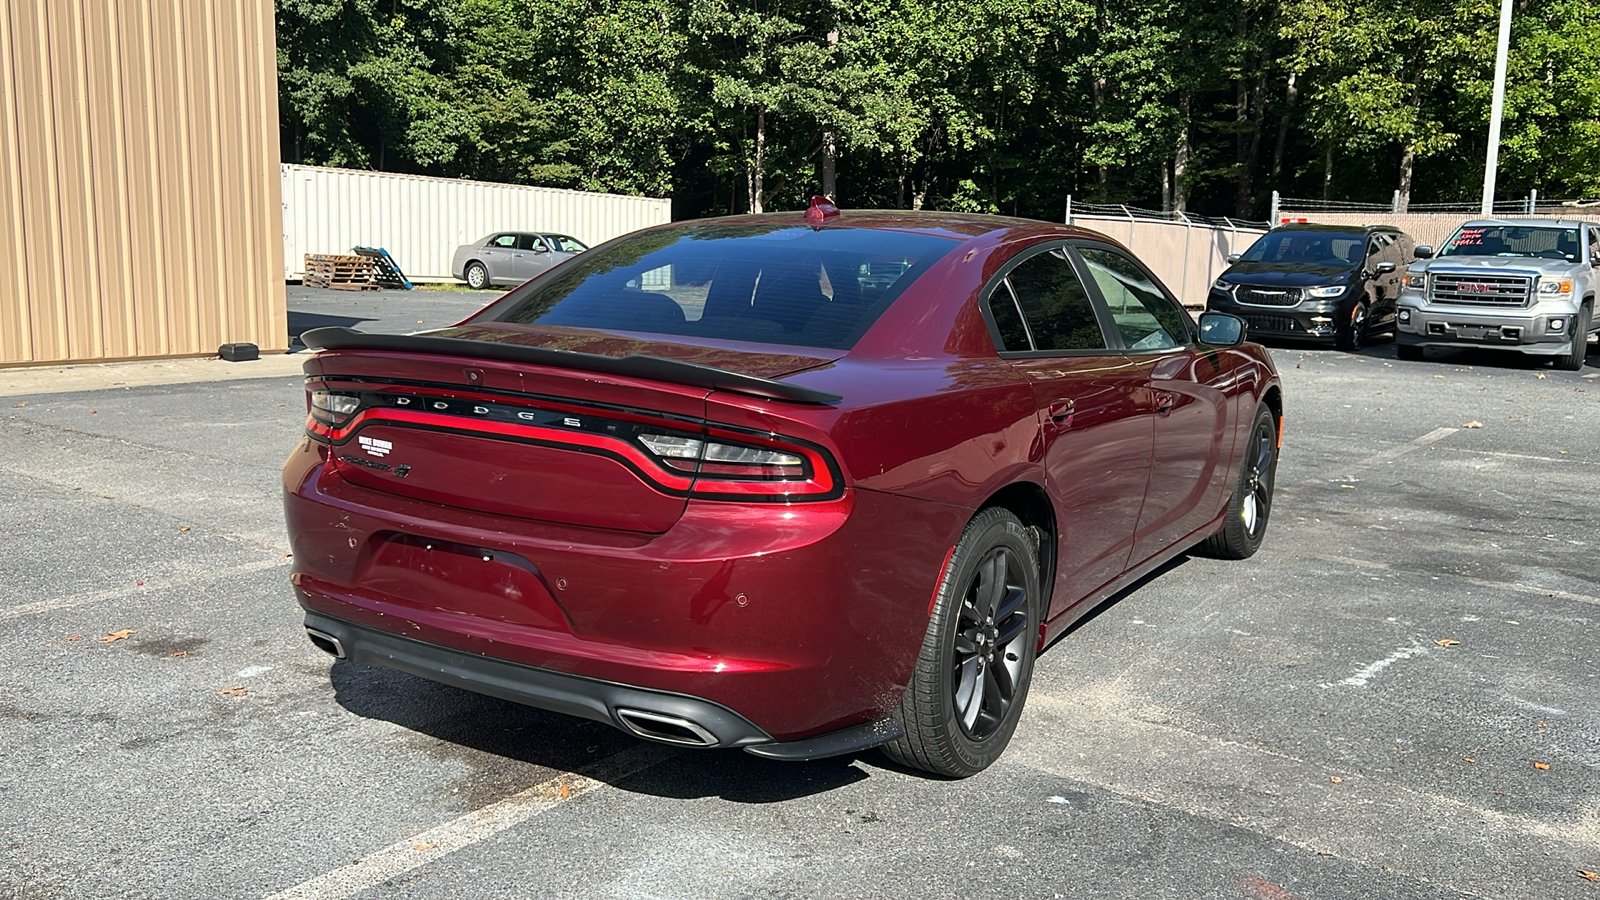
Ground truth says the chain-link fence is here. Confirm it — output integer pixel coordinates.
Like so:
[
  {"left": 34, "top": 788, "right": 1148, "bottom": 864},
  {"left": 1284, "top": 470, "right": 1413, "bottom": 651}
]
[{"left": 1272, "top": 193, "right": 1600, "bottom": 251}]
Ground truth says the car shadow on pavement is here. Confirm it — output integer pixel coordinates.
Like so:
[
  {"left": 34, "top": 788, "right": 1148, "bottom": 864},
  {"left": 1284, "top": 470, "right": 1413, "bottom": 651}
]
[
  {"left": 287, "top": 312, "right": 377, "bottom": 350},
  {"left": 327, "top": 662, "right": 872, "bottom": 803}
]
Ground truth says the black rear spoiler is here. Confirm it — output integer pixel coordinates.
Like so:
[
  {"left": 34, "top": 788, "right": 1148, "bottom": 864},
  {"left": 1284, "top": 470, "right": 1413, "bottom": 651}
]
[{"left": 298, "top": 327, "right": 843, "bottom": 405}]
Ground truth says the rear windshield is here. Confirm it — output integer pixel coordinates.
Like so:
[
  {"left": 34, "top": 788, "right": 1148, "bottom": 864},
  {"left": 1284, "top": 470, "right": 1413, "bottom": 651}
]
[
  {"left": 478, "top": 224, "right": 960, "bottom": 349},
  {"left": 1240, "top": 231, "right": 1365, "bottom": 267},
  {"left": 1439, "top": 225, "right": 1580, "bottom": 262}
]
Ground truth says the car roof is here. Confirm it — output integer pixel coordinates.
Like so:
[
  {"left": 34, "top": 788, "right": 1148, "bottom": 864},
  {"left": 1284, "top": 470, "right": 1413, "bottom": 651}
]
[
  {"left": 1458, "top": 218, "right": 1591, "bottom": 229},
  {"left": 1270, "top": 223, "right": 1401, "bottom": 235},
  {"left": 638, "top": 209, "right": 1111, "bottom": 244}
]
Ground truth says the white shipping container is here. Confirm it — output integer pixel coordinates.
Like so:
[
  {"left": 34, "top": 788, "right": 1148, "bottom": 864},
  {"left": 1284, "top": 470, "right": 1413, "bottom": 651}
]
[{"left": 281, "top": 164, "right": 672, "bottom": 282}]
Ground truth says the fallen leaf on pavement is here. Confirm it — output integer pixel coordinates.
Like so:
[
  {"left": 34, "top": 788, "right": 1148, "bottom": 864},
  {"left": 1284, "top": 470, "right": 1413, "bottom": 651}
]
[
  {"left": 170, "top": 651, "right": 187, "bottom": 658},
  {"left": 1537, "top": 373, "right": 1547, "bottom": 379},
  {"left": 1539, "top": 722, "right": 1547, "bottom": 728},
  {"left": 12, "top": 402, "right": 25, "bottom": 408},
  {"left": 412, "top": 843, "right": 436, "bottom": 852},
  {"left": 1463, "top": 757, "right": 1476, "bottom": 763},
  {"left": 89, "top": 408, "right": 97, "bottom": 414},
  {"left": 1462, "top": 421, "right": 1483, "bottom": 429},
  {"left": 1435, "top": 638, "right": 1461, "bottom": 647},
  {"left": 1579, "top": 870, "right": 1599, "bottom": 882},
  {"left": 1329, "top": 776, "right": 1343, "bottom": 783},
  {"left": 99, "top": 630, "right": 134, "bottom": 643},
  {"left": 559, "top": 782, "right": 571, "bottom": 800},
  {"left": 1534, "top": 761, "right": 1550, "bottom": 771},
  {"left": 216, "top": 686, "right": 250, "bottom": 697},
  {"left": 66, "top": 635, "right": 83, "bottom": 642},
  {"left": 179, "top": 525, "right": 190, "bottom": 532}
]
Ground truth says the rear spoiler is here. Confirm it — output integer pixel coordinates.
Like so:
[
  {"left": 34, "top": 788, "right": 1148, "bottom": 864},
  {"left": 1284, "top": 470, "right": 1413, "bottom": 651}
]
[{"left": 298, "top": 327, "right": 843, "bottom": 405}]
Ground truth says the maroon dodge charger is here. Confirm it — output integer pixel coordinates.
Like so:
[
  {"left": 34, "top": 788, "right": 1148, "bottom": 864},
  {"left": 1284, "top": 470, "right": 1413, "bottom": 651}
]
[{"left": 284, "top": 202, "right": 1282, "bottom": 777}]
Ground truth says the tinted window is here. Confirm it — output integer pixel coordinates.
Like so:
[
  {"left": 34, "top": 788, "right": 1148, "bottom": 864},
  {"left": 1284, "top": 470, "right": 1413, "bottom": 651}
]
[
  {"left": 488, "top": 234, "right": 516, "bottom": 249},
  {"left": 516, "top": 234, "right": 547, "bottom": 252},
  {"left": 1077, "top": 246, "right": 1190, "bottom": 351},
  {"left": 485, "top": 225, "right": 959, "bottom": 350},
  {"left": 1440, "top": 225, "right": 1581, "bottom": 261},
  {"left": 1001, "top": 249, "right": 1105, "bottom": 351},
  {"left": 986, "top": 281, "right": 1032, "bottom": 352},
  {"left": 1241, "top": 231, "right": 1365, "bottom": 267}
]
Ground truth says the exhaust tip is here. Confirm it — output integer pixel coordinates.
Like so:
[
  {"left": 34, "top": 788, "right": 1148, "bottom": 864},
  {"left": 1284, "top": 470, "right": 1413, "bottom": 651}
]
[
  {"left": 305, "top": 627, "right": 346, "bottom": 659},
  {"left": 615, "top": 708, "right": 719, "bottom": 747}
]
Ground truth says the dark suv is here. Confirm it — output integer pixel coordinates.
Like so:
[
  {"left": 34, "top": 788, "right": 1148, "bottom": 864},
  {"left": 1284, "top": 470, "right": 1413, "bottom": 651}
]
[{"left": 1207, "top": 224, "right": 1414, "bottom": 351}]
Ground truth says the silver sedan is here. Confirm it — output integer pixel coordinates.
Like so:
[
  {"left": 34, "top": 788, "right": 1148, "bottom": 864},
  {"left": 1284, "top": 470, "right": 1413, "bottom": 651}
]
[{"left": 452, "top": 232, "right": 588, "bottom": 289}]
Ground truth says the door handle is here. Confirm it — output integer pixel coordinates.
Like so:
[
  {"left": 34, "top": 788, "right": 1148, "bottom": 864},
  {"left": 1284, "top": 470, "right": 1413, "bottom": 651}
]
[
  {"left": 1154, "top": 391, "right": 1176, "bottom": 416},
  {"left": 1047, "top": 399, "right": 1075, "bottom": 428}
]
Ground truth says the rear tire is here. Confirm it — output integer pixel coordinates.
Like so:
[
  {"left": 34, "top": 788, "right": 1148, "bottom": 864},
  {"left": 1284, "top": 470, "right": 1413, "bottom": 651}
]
[
  {"left": 1396, "top": 343, "right": 1424, "bottom": 362},
  {"left": 1197, "top": 403, "right": 1277, "bottom": 560},
  {"left": 465, "top": 261, "right": 490, "bottom": 290},
  {"left": 882, "top": 508, "right": 1040, "bottom": 778},
  {"left": 1553, "top": 302, "right": 1591, "bottom": 372}
]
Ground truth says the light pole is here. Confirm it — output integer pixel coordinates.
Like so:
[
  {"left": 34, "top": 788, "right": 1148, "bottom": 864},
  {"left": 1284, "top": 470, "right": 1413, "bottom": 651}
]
[{"left": 1480, "top": 0, "right": 1514, "bottom": 215}]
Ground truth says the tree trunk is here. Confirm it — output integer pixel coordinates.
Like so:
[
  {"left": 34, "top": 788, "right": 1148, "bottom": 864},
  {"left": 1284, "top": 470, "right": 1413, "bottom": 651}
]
[
  {"left": 1174, "top": 92, "right": 1191, "bottom": 213},
  {"left": 821, "top": 129, "right": 837, "bottom": 201},
  {"left": 751, "top": 108, "right": 766, "bottom": 214},
  {"left": 1397, "top": 145, "right": 1414, "bottom": 212},
  {"left": 1161, "top": 161, "right": 1171, "bottom": 212},
  {"left": 1092, "top": 74, "right": 1108, "bottom": 199},
  {"left": 1271, "top": 71, "right": 1298, "bottom": 181},
  {"left": 1322, "top": 140, "right": 1333, "bottom": 201}
]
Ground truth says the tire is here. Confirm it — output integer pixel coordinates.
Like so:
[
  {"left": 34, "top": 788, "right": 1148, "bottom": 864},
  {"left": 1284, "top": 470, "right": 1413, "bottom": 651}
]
[
  {"left": 882, "top": 507, "right": 1041, "bottom": 778},
  {"left": 465, "top": 261, "right": 490, "bottom": 290},
  {"left": 1336, "top": 301, "right": 1369, "bottom": 352},
  {"left": 1197, "top": 403, "right": 1277, "bottom": 560},
  {"left": 1396, "top": 343, "right": 1424, "bottom": 362},
  {"left": 1553, "top": 302, "right": 1591, "bottom": 372}
]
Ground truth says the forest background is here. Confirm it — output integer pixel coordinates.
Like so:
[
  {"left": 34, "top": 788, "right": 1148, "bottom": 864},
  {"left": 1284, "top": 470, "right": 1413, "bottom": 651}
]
[{"left": 276, "top": 0, "right": 1600, "bottom": 222}]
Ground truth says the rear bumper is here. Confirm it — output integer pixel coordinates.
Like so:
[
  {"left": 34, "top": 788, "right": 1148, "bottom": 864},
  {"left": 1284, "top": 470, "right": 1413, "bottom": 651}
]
[
  {"left": 303, "top": 611, "right": 903, "bottom": 758},
  {"left": 283, "top": 438, "right": 964, "bottom": 743}
]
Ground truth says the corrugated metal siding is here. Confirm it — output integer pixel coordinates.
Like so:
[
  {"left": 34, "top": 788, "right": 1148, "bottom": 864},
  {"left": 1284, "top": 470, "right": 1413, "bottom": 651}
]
[
  {"left": 0, "top": 0, "right": 284, "bottom": 366},
  {"left": 281, "top": 164, "right": 673, "bottom": 281}
]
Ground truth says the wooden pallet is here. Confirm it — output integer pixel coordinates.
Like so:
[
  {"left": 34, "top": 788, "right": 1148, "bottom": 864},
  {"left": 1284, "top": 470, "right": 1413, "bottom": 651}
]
[{"left": 303, "top": 253, "right": 380, "bottom": 291}]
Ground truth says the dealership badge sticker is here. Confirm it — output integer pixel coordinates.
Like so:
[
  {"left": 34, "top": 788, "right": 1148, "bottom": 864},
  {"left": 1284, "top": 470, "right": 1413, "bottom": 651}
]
[{"left": 359, "top": 436, "right": 393, "bottom": 458}]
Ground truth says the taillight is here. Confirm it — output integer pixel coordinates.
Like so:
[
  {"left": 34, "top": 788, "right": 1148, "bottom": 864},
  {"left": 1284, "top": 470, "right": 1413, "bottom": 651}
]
[
  {"left": 638, "top": 431, "right": 839, "bottom": 501},
  {"left": 305, "top": 390, "right": 361, "bottom": 440}
]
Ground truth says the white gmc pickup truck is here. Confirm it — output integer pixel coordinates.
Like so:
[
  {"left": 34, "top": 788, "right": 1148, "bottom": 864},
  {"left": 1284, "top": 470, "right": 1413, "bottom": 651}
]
[{"left": 1396, "top": 218, "right": 1599, "bottom": 370}]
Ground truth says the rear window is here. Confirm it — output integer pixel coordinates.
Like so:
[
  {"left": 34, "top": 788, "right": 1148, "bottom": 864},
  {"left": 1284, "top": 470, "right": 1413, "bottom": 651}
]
[
  {"left": 480, "top": 224, "right": 960, "bottom": 349},
  {"left": 1241, "top": 231, "right": 1365, "bottom": 267}
]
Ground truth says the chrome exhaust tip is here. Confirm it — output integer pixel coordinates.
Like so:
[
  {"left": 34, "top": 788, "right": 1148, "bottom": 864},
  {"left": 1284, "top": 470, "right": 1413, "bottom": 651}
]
[
  {"left": 615, "top": 708, "right": 719, "bottom": 747},
  {"left": 304, "top": 627, "right": 346, "bottom": 659}
]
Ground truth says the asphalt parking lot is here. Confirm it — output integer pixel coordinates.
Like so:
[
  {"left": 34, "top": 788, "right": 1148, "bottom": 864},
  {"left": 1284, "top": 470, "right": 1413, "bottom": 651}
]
[{"left": 2, "top": 291, "right": 1597, "bottom": 900}]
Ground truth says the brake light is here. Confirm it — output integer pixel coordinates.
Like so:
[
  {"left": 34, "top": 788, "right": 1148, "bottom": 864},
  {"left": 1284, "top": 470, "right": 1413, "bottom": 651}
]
[
  {"left": 638, "top": 431, "right": 839, "bottom": 500},
  {"left": 306, "top": 390, "right": 362, "bottom": 439}
]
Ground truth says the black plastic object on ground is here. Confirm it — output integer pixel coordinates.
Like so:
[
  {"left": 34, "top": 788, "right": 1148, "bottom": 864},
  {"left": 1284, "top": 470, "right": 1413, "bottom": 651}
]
[
  {"left": 352, "top": 247, "right": 412, "bottom": 290},
  {"left": 218, "top": 343, "right": 260, "bottom": 362}
]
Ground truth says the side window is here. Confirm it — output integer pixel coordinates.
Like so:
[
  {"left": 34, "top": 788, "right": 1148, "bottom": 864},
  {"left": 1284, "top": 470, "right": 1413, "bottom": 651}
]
[
  {"left": 517, "top": 234, "right": 547, "bottom": 252},
  {"left": 985, "top": 281, "right": 1032, "bottom": 351},
  {"left": 1588, "top": 228, "right": 1600, "bottom": 264},
  {"left": 999, "top": 248, "right": 1106, "bottom": 352},
  {"left": 489, "top": 234, "right": 516, "bottom": 249},
  {"left": 1075, "top": 246, "right": 1190, "bottom": 352}
]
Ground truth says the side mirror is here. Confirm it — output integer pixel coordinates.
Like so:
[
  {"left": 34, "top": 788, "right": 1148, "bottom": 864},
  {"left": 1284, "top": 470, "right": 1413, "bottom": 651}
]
[
  {"left": 532, "top": 245, "right": 548, "bottom": 253},
  {"left": 1413, "top": 245, "right": 1434, "bottom": 259},
  {"left": 1198, "top": 311, "right": 1246, "bottom": 347},
  {"left": 1376, "top": 261, "right": 1397, "bottom": 274},
  {"left": 1226, "top": 253, "right": 1241, "bottom": 264}
]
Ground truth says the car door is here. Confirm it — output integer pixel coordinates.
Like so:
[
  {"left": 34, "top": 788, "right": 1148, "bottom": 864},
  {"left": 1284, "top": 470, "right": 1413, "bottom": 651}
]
[
  {"left": 481, "top": 233, "right": 519, "bottom": 284},
  {"left": 1071, "top": 242, "right": 1233, "bottom": 566},
  {"left": 979, "top": 243, "right": 1153, "bottom": 617},
  {"left": 520, "top": 233, "right": 556, "bottom": 279}
]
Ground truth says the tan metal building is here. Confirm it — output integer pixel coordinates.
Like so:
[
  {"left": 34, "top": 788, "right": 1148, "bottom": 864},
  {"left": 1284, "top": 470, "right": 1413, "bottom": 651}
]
[{"left": 0, "top": 0, "right": 285, "bottom": 367}]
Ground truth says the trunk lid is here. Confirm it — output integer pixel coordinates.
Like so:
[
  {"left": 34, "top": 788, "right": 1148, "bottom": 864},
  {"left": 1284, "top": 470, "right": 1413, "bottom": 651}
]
[{"left": 303, "top": 325, "right": 843, "bottom": 533}]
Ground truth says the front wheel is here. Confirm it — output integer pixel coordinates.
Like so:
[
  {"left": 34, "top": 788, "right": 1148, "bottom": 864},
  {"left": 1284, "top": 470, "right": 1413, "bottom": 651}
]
[
  {"left": 1197, "top": 403, "right": 1278, "bottom": 560},
  {"left": 1337, "top": 301, "right": 1369, "bottom": 352},
  {"left": 882, "top": 507, "right": 1041, "bottom": 778},
  {"left": 1553, "top": 302, "right": 1591, "bottom": 372}
]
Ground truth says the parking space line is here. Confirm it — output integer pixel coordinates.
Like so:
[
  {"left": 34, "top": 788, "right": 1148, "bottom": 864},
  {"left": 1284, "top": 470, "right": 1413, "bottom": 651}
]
[
  {"left": 1358, "top": 426, "right": 1458, "bottom": 466},
  {"left": 0, "top": 556, "right": 291, "bottom": 623},
  {"left": 1312, "top": 555, "right": 1600, "bottom": 607},
  {"left": 262, "top": 744, "right": 674, "bottom": 900}
]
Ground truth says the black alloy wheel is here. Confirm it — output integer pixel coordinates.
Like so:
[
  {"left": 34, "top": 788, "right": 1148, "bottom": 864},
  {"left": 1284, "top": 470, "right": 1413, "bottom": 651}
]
[
  {"left": 883, "top": 507, "right": 1040, "bottom": 778},
  {"left": 1197, "top": 402, "right": 1277, "bottom": 560},
  {"left": 465, "top": 261, "right": 490, "bottom": 290},
  {"left": 1337, "top": 301, "right": 1369, "bottom": 352}
]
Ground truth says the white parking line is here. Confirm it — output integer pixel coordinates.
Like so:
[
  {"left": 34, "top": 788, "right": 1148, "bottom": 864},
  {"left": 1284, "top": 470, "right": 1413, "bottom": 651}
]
[
  {"left": 1313, "top": 555, "right": 1600, "bottom": 607},
  {"left": 262, "top": 744, "right": 674, "bottom": 900},
  {"left": 1359, "top": 426, "right": 1459, "bottom": 466},
  {"left": 0, "top": 556, "right": 291, "bottom": 622},
  {"left": 1324, "top": 642, "right": 1431, "bottom": 688}
]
